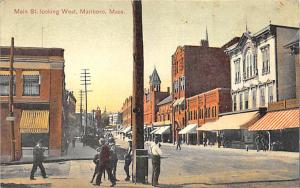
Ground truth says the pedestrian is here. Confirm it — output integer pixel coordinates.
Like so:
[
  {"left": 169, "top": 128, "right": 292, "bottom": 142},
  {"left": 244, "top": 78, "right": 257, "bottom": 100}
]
[
  {"left": 72, "top": 137, "right": 76, "bottom": 153},
  {"left": 203, "top": 136, "right": 208, "bottom": 147},
  {"left": 95, "top": 138, "right": 116, "bottom": 187},
  {"left": 124, "top": 140, "right": 132, "bottom": 181},
  {"left": 176, "top": 136, "right": 181, "bottom": 150},
  {"left": 30, "top": 140, "right": 48, "bottom": 180},
  {"left": 255, "top": 134, "right": 261, "bottom": 152},
  {"left": 109, "top": 139, "right": 119, "bottom": 181},
  {"left": 150, "top": 137, "right": 162, "bottom": 187},
  {"left": 90, "top": 148, "right": 100, "bottom": 183},
  {"left": 217, "top": 134, "right": 221, "bottom": 148}
]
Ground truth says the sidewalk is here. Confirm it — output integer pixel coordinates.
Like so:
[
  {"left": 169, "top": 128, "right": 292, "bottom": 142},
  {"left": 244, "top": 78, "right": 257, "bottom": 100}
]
[
  {"left": 114, "top": 132, "right": 298, "bottom": 159},
  {"left": 2, "top": 141, "right": 96, "bottom": 165}
]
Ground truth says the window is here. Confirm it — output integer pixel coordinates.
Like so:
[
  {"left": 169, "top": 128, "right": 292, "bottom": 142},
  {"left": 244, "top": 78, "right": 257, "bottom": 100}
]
[
  {"left": 233, "top": 95, "right": 237, "bottom": 111},
  {"left": 234, "top": 59, "right": 241, "bottom": 83},
  {"left": 0, "top": 74, "right": 16, "bottom": 96},
  {"left": 244, "top": 90, "right": 249, "bottom": 110},
  {"left": 268, "top": 85, "right": 273, "bottom": 103},
  {"left": 262, "top": 46, "right": 270, "bottom": 75},
  {"left": 243, "top": 48, "right": 256, "bottom": 79},
  {"left": 252, "top": 89, "right": 257, "bottom": 108},
  {"left": 239, "top": 93, "right": 243, "bottom": 110},
  {"left": 260, "top": 87, "right": 265, "bottom": 106},
  {"left": 23, "top": 75, "right": 40, "bottom": 96}
]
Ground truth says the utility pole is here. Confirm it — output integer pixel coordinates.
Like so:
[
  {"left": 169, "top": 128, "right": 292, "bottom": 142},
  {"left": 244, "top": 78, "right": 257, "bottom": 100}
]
[
  {"left": 80, "top": 69, "right": 91, "bottom": 136},
  {"left": 132, "top": 0, "right": 146, "bottom": 183},
  {"left": 9, "top": 37, "right": 16, "bottom": 161},
  {"left": 79, "top": 90, "right": 83, "bottom": 135},
  {"left": 92, "top": 109, "right": 95, "bottom": 136}
]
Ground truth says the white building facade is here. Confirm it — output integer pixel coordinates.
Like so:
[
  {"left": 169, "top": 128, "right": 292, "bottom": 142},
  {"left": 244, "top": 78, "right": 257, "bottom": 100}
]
[{"left": 225, "top": 25, "right": 298, "bottom": 111}]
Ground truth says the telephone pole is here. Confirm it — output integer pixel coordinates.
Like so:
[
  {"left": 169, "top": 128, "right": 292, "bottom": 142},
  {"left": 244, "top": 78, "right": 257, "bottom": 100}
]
[
  {"left": 80, "top": 69, "right": 91, "bottom": 136},
  {"left": 9, "top": 37, "right": 16, "bottom": 161},
  {"left": 132, "top": 0, "right": 146, "bottom": 183},
  {"left": 79, "top": 90, "right": 83, "bottom": 135}
]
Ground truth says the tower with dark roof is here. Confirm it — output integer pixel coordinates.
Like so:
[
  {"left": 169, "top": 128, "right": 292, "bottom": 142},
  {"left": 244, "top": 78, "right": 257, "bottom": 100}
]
[{"left": 149, "top": 67, "right": 161, "bottom": 92}]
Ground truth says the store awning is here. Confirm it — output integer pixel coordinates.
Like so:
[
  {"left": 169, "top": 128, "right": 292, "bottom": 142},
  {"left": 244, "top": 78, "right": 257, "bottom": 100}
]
[
  {"left": 178, "top": 124, "right": 197, "bottom": 134},
  {"left": 153, "top": 120, "right": 171, "bottom": 126},
  {"left": 20, "top": 110, "right": 49, "bottom": 133},
  {"left": 173, "top": 97, "right": 185, "bottom": 107},
  {"left": 22, "top": 71, "right": 39, "bottom": 75},
  {"left": 0, "top": 71, "right": 16, "bottom": 75},
  {"left": 155, "top": 126, "right": 171, "bottom": 135},
  {"left": 150, "top": 128, "right": 160, "bottom": 134},
  {"left": 197, "top": 111, "right": 260, "bottom": 131},
  {"left": 122, "top": 126, "right": 131, "bottom": 134},
  {"left": 248, "top": 108, "right": 299, "bottom": 131}
]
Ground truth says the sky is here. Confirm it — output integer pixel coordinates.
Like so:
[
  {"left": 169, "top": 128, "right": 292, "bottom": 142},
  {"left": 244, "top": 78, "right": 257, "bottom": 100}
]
[{"left": 0, "top": 0, "right": 299, "bottom": 112}]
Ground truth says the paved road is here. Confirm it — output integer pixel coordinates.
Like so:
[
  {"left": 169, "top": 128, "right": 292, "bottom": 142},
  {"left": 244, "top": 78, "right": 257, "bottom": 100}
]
[{"left": 1, "top": 140, "right": 299, "bottom": 188}]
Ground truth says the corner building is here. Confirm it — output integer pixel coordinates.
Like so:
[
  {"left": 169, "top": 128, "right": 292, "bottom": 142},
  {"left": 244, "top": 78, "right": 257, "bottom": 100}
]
[{"left": 0, "top": 47, "right": 65, "bottom": 162}]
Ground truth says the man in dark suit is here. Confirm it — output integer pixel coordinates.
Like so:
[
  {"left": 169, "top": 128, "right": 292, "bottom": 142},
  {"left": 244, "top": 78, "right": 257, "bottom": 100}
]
[
  {"left": 30, "top": 140, "right": 47, "bottom": 180},
  {"left": 95, "top": 138, "right": 116, "bottom": 187}
]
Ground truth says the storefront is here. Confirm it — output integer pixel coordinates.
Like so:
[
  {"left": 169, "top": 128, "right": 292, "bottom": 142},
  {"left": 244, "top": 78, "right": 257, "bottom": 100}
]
[
  {"left": 178, "top": 124, "right": 197, "bottom": 145},
  {"left": 197, "top": 109, "right": 264, "bottom": 149},
  {"left": 19, "top": 110, "right": 50, "bottom": 157},
  {"left": 248, "top": 104, "right": 299, "bottom": 152}
]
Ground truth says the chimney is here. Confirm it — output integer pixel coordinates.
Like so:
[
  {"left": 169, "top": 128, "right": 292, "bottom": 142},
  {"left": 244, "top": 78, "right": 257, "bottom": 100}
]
[{"left": 167, "top": 87, "right": 170, "bottom": 93}]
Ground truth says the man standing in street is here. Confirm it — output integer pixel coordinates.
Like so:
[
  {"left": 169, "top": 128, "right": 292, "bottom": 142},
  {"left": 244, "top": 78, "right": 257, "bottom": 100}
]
[
  {"left": 95, "top": 138, "right": 116, "bottom": 187},
  {"left": 109, "top": 138, "right": 119, "bottom": 181},
  {"left": 150, "top": 137, "right": 162, "bottom": 187},
  {"left": 30, "top": 140, "right": 48, "bottom": 180},
  {"left": 124, "top": 140, "right": 132, "bottom": 181},
  {"left": 176, "top": 136, "right": 181, "bottom": 150}
]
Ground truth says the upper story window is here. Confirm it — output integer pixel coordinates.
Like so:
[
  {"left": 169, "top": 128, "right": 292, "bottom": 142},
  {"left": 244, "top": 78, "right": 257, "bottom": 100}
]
[
  {"left": 244, "top": 90, "right": 249, "bottom": 110},
  {"left": 233, "top": 95, "right": 237, "bottom": 111},
  {"left": 252, "top": 88, "right": 257, "bottom": 108},
  {"left": 180, "top": 76, "right": 185, "bottom": 91},
  {"left": 23, "top": 72, "right": 40, "bottom": 96},
  {"left": 261, "top": 45, "right": 270, "bottom": 75},
  {"left": 268, "top": 85, "right": 273, "bottom": 103},
  {"left": 243, "top": 46, "right": 257, "bottom": 80},
  {"left": 0, "top": 72, "right": 16, "bottom": 96},
  {"left": 239, "top": 93, "right": 243, "bottom": 111},
  {"left": 234, "top": 59, "right": 241, "bottom": 84},
  {"left": 260, "top": 87, "right": 265, "bottom": 106}
]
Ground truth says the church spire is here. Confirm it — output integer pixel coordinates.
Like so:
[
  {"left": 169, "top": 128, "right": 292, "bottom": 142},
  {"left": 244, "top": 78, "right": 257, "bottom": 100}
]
[{"left": 206, "top": 26, "right": 208, "bottom": 41}]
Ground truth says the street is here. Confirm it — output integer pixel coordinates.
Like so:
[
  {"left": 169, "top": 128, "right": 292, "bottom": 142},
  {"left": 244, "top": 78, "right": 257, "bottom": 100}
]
[{"left": 1, "top": 138, "right": 299, "bottom": 188}]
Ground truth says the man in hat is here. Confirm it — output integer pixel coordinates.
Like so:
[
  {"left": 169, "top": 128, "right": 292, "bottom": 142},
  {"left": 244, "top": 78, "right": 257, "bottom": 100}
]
[
  {"left": 30, "top": 140, "right": 47, "bottom": 180},
  {"left": 124, "top": 140, "right": 132, "bottom": 181},
  {"left": 95, "top": 138, "right": 116, "bottom": 187},
  {"left": 150, "top": 137, "right": 162, "bottom": 187},
  {"left": 109, "top": 138, "right": 118, "bottom": 181},
  {"left": 90, "top": 148, "right": 101, "bottom": 183}
]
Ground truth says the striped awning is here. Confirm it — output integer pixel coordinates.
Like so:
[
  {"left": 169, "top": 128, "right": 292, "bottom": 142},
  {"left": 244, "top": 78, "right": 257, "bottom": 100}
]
[
  {"left": 0, "top": 71, "right": 16, "bottom": 75},
  {"left": 248, "top": 108, "right": 299, "bottom": 131},
  {"left": 20, "top": 110, "right": 49, "bottom": 133}
]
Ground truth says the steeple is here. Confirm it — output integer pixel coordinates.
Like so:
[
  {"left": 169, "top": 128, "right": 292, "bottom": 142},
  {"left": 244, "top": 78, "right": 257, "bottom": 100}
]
[
  {"left": 200, "top": 26, "right": 209, "bottom": 47},
  {"left": 206, "top": 26, "right": 208, "bottom": 41},
  {"left": 149, "top": 67, "right": 161, "bottom": 92}
]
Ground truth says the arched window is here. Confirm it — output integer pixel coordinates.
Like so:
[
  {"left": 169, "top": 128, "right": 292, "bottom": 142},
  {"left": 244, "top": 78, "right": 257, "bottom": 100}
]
[{"left": 244, "top": 47, "right": 255, "bottom": 79}]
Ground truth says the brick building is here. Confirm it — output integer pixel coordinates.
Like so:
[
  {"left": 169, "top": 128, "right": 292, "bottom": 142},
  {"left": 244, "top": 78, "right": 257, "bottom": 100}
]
[
  {"left": 182, "top": 88, "right": 232, "bottom": 145},
  {"left": 121, "top": 96, "right": 132, "bottom": 127},
  {"left": 0, "top": 46, "right": 65, "bottom": 162},
  {"left": 144, "top": 68, "right": 170, "bottom": 126},
  {"left": 171, "top": 34, "right": 232, "bottom": 143}
]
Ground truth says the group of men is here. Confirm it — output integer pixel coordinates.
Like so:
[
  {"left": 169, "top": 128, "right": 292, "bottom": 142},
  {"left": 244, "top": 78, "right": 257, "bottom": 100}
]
[
  {"left": 92, "top": 137, "right": 118, "bottom": 187},
  {"left": 29, "top": 136, "right": 163, "bottom": 187}
]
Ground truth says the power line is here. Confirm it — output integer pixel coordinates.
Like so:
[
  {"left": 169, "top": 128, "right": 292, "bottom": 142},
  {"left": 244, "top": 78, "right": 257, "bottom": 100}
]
[{"left": 80, "top": 69, "right": 92, "bottom": 136}]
